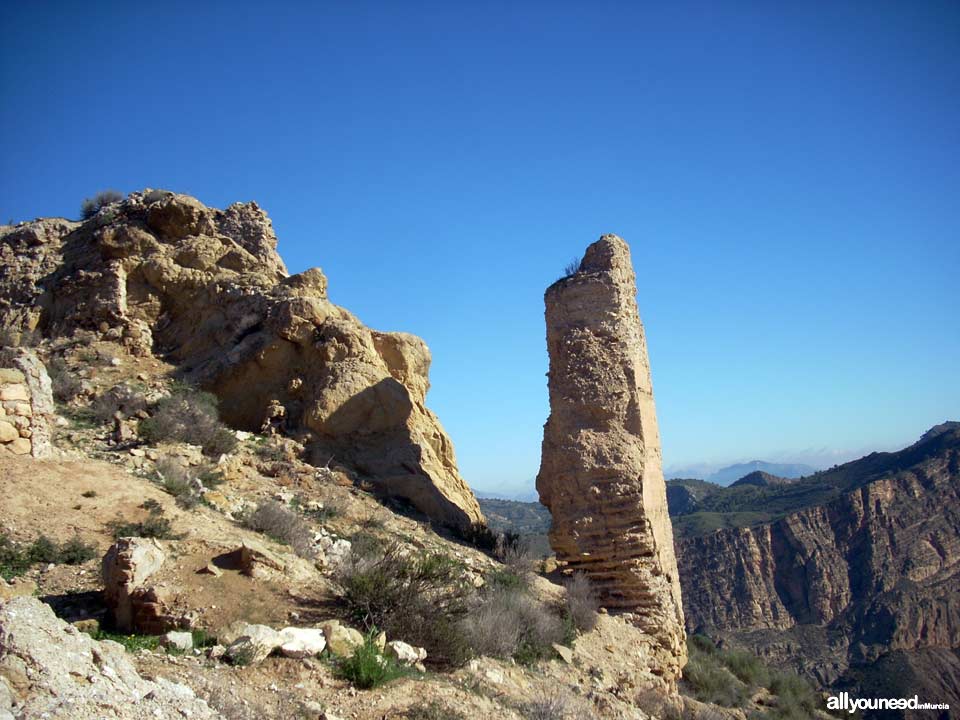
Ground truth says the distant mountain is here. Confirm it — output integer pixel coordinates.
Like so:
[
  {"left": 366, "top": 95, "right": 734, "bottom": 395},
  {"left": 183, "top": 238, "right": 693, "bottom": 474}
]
[
  {"left": 729, "top": 470, "right": 793, "bottom": 488},
  {"left": 705, "top": 461, "right": 815, "bottom": 486},
  {"left": 473, "top": 479, "right": 539, "bottom": 503},
  {"left": 675, "top": 422, "right": 960, "bottom": 714},
  {"left": 474, "top": 488, "right": 539, "bottom": 502}
]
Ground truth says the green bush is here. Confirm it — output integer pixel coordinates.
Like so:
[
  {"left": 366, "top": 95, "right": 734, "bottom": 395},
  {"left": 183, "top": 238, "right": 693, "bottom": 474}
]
[
  {"left": 79, "top": 190, "right": 124, "bottom": 220},
  {"left": 682, "top": 650, "right": 746, "bottom": 707},
  {"left": 337, "top": 542, "right": 472, "bottom": 666},
  {"left": 335, "top": 632, "right": 407, "bottom": 689},
  {"left": 0, "top": 533, "right": 98, "bottom": 580},
  {"left": 680, "top": 635, "right": 821, "bottom": 717},
  {"left": 721, "top": 649, "right": 770, "bottom": 687},
  {"left": 768, "top": 671, "right": 819, "bottom": 719},
  {"left": 139, "top": 387, "right": 237, "bottom": 456},
  {"left": 91, "top": 630, "right": 160, "bottom": 651},
  {"left": 108, "top": 502, "right": 178, "bottom": 540}
]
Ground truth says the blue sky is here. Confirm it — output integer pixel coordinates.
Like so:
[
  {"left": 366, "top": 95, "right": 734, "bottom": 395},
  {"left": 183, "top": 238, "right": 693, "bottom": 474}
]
[{"left": 2, "top": 1, "right": 958, "bottom": 493}]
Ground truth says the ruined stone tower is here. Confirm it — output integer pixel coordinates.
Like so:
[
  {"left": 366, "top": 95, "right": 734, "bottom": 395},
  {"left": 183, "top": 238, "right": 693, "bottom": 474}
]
[{"left": 536, "top": 234, "right": 686, "bottom": 680}]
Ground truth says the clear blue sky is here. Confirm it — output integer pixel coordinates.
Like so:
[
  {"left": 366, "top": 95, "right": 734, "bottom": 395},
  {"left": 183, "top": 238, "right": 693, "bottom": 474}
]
[{"left": 2, "top": 1, "right": 958, "bottom": 493}]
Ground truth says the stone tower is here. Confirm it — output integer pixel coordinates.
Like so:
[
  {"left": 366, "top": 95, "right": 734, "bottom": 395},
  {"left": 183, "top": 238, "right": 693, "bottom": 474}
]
[{"left": 536, "top": 234, "right": 686, "bottom": 681}]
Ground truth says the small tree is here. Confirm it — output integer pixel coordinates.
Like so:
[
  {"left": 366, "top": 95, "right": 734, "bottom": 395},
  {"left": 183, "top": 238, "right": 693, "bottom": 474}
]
[{"left": 79, "top": 190, "right": 124, "bottom": 220}]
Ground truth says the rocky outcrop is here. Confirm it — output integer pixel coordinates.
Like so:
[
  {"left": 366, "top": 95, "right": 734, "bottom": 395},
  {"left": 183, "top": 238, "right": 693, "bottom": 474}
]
[
  {"left": 0, "top": 349, "right": 55, "bottom": 458},
  {"left": 677, "top": 425, "right": 960, "bottom": 701},
  {"left": 102, "top": 537, "right": 184, "bottom": 634},
  {"left": 0, "top": 192, "right": 482, "bottom": 529},
  {"left": 0, "top": 596, "right": 220, "bottom": 720},
  {"left": 536, "top": 234, "right": 686, "bottom": 683}
]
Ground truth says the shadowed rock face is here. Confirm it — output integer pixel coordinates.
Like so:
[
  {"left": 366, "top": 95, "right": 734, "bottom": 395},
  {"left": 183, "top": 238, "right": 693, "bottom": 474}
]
[
  {"left": 0, "top": 191, "right": 483, "bottom": 530},
  {"left": 536, "top": 234, "right": 686, "bottom": 682}
]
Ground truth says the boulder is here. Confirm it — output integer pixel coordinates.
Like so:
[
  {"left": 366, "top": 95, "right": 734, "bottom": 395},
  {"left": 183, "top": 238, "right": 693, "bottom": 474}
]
[
  {"left": 0, "top": 597, "right": 218, "bottom": 719},
  {"left": 278, "top": 627, "right": 327, "bottom": 658},
  {"left": 536, "top": 235, "right": 686, "bottom": 685},
  {"left": 322, "top": 621, "right": 364, "bottom": 657},
  {"left": 385, "top": 640, "right": 427, "bottom": 665},
  {"left": 161, "top": 631, "right": 194, "bottom": 652},
  {"left": 238, "top": 538, "right": 285, "bottom": 578},
  {"left": 223, "top": 623, "right": 283, "bottom": 664}
]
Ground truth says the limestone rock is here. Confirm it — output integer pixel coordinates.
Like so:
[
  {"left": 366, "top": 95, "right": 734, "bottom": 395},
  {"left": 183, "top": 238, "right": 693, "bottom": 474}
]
[
  {"left": 161, "top": 631, "right": 194, "bottom": 652},
  {"left": 278, "top": 627, "right": 327, "bottom": 658},
  {"left": 0, "top": 191, "right": 482, "bottom": 530},
  {"left": 223, "top": 623, "right": 283, "bottom": 664},
  {"left": 0, "top": 597, "right": 218, "bottom": 719},
  {"left": 536, "top": 234, "right": 686, "bottom": 684},
  {"left": 238, "top": 538, "right": 285, "bottom": 578},
  {"left": 322, "top": 621, "right": 364, "bottom": 656},
  {"left": 385, "top": 640, "right": 427, "bottom": 665}
]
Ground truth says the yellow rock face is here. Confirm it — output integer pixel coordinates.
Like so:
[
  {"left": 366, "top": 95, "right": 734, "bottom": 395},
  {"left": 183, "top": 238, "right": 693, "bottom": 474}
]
[{"left": 536, "top": 235, "right": 686, "bottom": 684}]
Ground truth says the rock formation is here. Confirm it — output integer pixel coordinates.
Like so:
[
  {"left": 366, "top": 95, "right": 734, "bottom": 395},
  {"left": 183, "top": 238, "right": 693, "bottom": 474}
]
[
  {"left": 676, "top": 423, "right": 960, "bottom": 700},
  {"left": 0, "top": 596, "right": 219, "bottom": 720},
  {"left": 0, "top": 192, "right": 482, "bottom": 529},
  {"left": 536, "top": 234, "right": 686, "bottom": 682},
  {"left": 101, "top": 537, "right": 187, "bottom": 634}
]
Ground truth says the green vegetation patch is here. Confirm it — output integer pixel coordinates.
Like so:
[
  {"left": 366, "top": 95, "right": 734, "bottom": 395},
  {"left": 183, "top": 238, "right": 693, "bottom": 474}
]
[{"left": 0, "top": 533, "right": 97, "bottom": 580}]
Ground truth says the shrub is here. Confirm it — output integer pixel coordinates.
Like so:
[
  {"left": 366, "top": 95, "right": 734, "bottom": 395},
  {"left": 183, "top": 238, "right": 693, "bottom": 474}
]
[
  {"left": 405, "top": 700, "right": 468, "bottom": 720},
  {"left": 456, "top": 522, "right": 499, "bottom": 552},
  {"left": 459, "top": 587, "right": 569, "bottom": 665},
  {"left": 721, "top": 649, "right": 770, "bottom": 687},
  {"left": 523, "top": 692, "right": 576, "bottom": 720},
  {"left": 108, "top": 502, "right": 177, "bottom": 540},
  {"left": 562, "top": 258, "right": 581, "bottom": 278},
  {"left": 335, "top": 631, "right": 407, "bottom": 689},
  {"left": 56, "top": 535, "right": 98, "bottom": 564},
  {"left": 0, "top": 535, "right": 32, "bottom": 580},
  {"left": 564, "top": 573, "right": 599, "bottom": 632},
  {"left": 139, "top": 387, "right": 237, "bottom": 456},
  {"left": 155, "top": 458, "right": 190, "bottom": 492},
  {"left": 48, "top": 358, "right": 84, "bottom": 403},
  {"left": 496, "top": 533, "right": 535, "bottom": 572},
  {"left": 488, "top": 566, "right": 527, "bottom": 591},
  {"left": 768, "top": 671, "right": 819, "bottom": 719},
  {"left": 80, "top": 190, "right": 124, "bottom": 220},
  {"left": 91, "top": 383, "right": 148, "bottom": 424},
  {"left": 682, "top": 653, "right": 745, "bottom": 707},
  {"left": 337, "top": 542, "right": 472, "bottom": 666},
  {"left": 242, "top": 501, "right": 315, "bottom": 559},
  {"left": 0, "top": 533, "right": 97, "bottom": 580}
]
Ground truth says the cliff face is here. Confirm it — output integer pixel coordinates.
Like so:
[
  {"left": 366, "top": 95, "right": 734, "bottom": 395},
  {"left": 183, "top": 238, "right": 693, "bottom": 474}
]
[
  {"left": 536, "top": 234, "right": 686, "bottom": 684},
  {"left": 0, "top": 192, "right": 483, "bottom": 529},
  {"left": 677, "top": 425, "right": 960, "bottom": 692}
]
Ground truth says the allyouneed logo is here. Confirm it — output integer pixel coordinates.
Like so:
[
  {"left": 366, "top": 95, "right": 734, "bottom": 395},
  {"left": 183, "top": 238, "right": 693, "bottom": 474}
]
[{"left": 827, "top": 692, "right": 950, "bottom": 714}]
